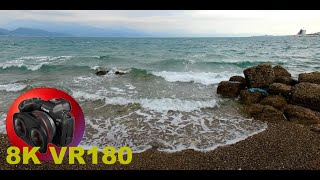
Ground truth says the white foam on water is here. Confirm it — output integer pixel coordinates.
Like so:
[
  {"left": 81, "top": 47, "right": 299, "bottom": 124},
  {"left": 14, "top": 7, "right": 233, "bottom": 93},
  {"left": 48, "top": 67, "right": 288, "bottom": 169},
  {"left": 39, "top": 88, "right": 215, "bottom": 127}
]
[
  {"left": 72, "top": 90, "right": 105, "bottom": 102},
  {"left": 108, "top": 67, "right": 130, "bottom": 74},
  {"left": 0, "top": 113, "right": 7, "bottom": 134},
  {"left": 0, "top": 83, "right": 27, "bottom": 92},
  {"left": 0, "top": 56, "right": 73, "bottom": 71},
  {"left": 72, "top": 76, "right": 114, "bottom": 92},
  {"left": 80, "top": 110, "right": 267, "bottom": 153},
  {"left": 0, "top": 60, "right": 47, "bottom": 71},
  {"left": 28, "top": 63, "right": 48, "bottom": 71},
  {"left": 125, "top": 83, "right": 136, "bottom": 90},
  {"left": 81, "top": 114, "right": 140, "bottom": 151},
  {"left": 72, "top": 90, "right": 218, "bottom": 112},
  {"left": 48, "top": 56, "right": 73, "bottom": 61},
  {"left": 110, "top": 87, "right": 125, "bottom": 92},
  {"left": 104, "top": 97, "right": 133, "bottom": 106},
  {"left": 17, "top": 56, "right": 73, "bottom": 62},
  {"left": 17, "top": 56, "right": 50, "bottom": 61},
  {"left": 91, "top": 66, "right": 102, "bottom": 70},
  {"left": 139, "top": 98, "right": 217, "bottom": 112},
  {"left": 152, "top": 71, "right": 232, "bottom": 85},
  {"left": 73, "top": 76, "right": 95, "bottom": 83}
]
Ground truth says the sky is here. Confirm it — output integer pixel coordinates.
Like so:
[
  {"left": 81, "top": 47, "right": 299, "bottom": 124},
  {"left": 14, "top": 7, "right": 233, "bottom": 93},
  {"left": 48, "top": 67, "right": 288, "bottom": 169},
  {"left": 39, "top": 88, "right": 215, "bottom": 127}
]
[{"left": 0, "top": 10, "right": 320, "bottom": 36}]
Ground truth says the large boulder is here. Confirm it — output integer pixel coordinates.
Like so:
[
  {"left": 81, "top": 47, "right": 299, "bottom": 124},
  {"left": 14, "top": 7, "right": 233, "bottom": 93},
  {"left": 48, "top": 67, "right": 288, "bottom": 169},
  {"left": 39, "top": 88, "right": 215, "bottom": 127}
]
[
  {"left": 298, "top": 72, "right": 320, "bottom": 84},
  {"left": 217, "top": 81, "right": 246, "bottom": 98},
  {"left": 243, "top": 64, "right": 275, "bottom": 88},
  {"left": 240, "top": 90, "right": 263, "bottom": 105},
  {"left": 229, "top": 76, "right": 246, "bottom": 83},
  {"left": 290, "top": 82, "right": 320, "bottom": 111},
  {"left": 273, "top": 65, "right": 291, "bottom": 78},
  {"left": 259, "top": 95, "right": 287, "bottom": 110},
  {"left": 243, "top": 103, "right": 264, "bottom": 116},
  {"left": 274, "top": 76, "right": 298, "bottom": 86},
  {"left": 244, "top": 104, "right": 287, "bottom": 123},
  {"left": 95, "top": 70, "right": 108, "bottom": 76},
  {"left": 283, "top": 104, "right": 320, "bottom": 125},
  {"left": 268, "top": 83, "right": 292, "bottom": 98}
]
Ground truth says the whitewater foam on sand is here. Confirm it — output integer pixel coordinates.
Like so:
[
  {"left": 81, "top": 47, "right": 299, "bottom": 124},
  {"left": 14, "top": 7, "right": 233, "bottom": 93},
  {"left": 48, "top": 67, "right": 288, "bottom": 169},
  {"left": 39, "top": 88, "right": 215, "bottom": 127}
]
[
  {"left": 77, "top": 92, "right": 268, "bottom": 153},
  {"left": 80, "top": 112, "right": 267, "bottom": 153}
]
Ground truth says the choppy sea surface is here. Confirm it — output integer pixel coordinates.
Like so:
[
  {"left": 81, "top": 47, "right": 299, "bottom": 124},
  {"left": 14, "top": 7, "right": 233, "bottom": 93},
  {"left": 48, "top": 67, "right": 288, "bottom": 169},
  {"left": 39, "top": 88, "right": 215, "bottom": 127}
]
[{"left": 1, "top": 36, "right": 319, "bottom": 152}]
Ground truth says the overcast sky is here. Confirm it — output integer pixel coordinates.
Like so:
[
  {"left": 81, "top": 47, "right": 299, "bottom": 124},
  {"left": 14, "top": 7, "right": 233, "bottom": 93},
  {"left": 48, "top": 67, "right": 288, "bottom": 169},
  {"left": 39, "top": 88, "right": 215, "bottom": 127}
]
[{"left": 0, "top": 10, "right": 320, "bottom": 36}]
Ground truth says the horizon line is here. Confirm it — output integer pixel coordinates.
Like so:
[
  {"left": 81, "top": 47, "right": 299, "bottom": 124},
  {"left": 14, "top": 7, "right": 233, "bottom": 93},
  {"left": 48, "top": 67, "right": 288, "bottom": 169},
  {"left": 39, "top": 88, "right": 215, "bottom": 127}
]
[{"left": 0, "top": 26, "right": 285, "bottom": 38}]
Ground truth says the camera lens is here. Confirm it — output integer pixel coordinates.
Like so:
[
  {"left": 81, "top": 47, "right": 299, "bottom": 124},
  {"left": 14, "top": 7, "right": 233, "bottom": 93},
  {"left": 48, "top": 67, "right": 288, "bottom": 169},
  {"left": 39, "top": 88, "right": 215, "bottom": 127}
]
[
  {"left": 32, "top": 111, "right": 56, "bottom": 142},
  {"left": 30, "top": 129, "right": 44, "bottom": 147},
  {"left": 14, "top": 118, "right": 26, "bottom": 137}
]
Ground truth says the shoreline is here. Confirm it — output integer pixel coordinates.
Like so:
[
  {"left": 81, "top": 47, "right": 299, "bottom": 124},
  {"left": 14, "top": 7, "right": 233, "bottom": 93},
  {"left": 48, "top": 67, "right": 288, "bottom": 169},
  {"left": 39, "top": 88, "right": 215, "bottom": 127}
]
[{"left": 1, "top": 120, "right": 320, "bottom": 170}]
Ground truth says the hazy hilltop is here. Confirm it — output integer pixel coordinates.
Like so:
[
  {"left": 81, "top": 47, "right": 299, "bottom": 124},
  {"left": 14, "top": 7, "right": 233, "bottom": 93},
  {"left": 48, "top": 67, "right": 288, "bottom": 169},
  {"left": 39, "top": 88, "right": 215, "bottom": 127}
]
[
  {"left": 0, "top": 27, "right": 71, "bottom": 37},
  {"left": 2, "top": 20, "right": 150, "bottom": 37},
  {"left": 1, "top": 20, "right": 254, "bottom": 37},
  {"left": 0, "top": 28, "right": 11, "bottom": 35}
]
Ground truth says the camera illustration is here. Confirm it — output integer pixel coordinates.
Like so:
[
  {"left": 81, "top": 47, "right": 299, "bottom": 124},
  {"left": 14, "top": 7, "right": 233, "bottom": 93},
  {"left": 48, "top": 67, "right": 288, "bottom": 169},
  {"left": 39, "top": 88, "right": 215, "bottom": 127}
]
[{"left": 13, "top": 98, "right": 74, "bottom": 153}]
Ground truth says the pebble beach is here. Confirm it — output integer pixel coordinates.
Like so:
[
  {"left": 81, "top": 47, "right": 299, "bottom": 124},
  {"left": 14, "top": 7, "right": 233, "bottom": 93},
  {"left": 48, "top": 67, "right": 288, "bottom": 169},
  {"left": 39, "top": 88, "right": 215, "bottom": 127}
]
[{"left": 1, "top": 120, "right": 320, "bottom": 170}]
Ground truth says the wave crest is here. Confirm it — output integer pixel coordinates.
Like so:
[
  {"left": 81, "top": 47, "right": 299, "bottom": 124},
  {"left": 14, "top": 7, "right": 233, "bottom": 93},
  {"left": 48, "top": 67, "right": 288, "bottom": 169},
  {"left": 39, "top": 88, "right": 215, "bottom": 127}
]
[
  {"left": 0, "top": 83, "right": 28, "bottom": 92},
  {"left": 72, "top": 90, "right": 218, "bottom": 112},
  {"left": 152, "top": 71, "right": 233, "bottom": 85}
]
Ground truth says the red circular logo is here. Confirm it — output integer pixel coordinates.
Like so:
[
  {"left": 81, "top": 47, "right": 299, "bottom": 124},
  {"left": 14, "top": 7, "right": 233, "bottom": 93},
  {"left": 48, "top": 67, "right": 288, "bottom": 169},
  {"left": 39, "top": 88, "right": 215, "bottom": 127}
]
[{"left": 6, "top": 87, "right": 85, "bottom": 161}]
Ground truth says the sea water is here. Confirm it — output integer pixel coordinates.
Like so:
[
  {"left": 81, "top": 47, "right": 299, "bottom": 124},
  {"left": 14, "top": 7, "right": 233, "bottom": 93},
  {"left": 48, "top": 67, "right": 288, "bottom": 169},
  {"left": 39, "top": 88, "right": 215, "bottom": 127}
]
[{"left": 1, "top": 36, "right": 319, "bottom": 152}]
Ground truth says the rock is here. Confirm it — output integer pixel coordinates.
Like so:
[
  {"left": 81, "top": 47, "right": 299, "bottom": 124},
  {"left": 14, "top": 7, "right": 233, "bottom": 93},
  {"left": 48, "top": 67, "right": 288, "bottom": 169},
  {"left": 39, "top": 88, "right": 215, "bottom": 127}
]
[
  {"left": 244, "top": 104, "right": 287, "bottom": 123},
  {"left": 310, "top": 124, "right": 320, "bottom": 133},
  {"left": 243, "top": 103, "right": 264, "bottom": 116},
  {"left": 115, "top": 71, "right": 125, "bottom": 75},
  {"left": 259, "top": 95, "right": 287, "bottom": 110},
  {"left": 298, "top": 72, "right": 320, "bottom": 84},
  {"left": 217, "top": 81, "right": 246, "bottom": 98},
  {"left": 268, "top": 83, "right": 292, "bottom": 98},
  {"left": 261, "top": 105, "right": 287, "bottom": 122},
  {"left": 283, "top": 104, "right": 320, "bottom": 125},
  {"left": 95, "top": 70, "right": 108, "bottom": 76},
  {"left": 273, "top": 65, "right": 291, "bottom": 78},
  {"left": 274, "top": 76, "right": 298, "bottom": 86},
  {"left": 290, "top": 82, "right": 320, "bottom": 111},
  {"left": 240, "top": 90, "right": 263, "bottom": 105},
  {"left": 229, "top": 76, "right": 246, "bottom": 83},
  {"left": 243, "top": 64, "right": 275, "bottom": 88}
]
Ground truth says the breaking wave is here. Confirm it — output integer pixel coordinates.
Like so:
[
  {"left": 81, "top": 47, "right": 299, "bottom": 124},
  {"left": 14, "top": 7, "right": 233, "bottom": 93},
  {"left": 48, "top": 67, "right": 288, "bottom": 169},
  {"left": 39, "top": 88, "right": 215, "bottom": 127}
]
[
  {"left": 72, "top": 90, "right": 218, "bottom": 112},
  {"left": 0, "top": 83, "right": 28, "bottom": 92}
]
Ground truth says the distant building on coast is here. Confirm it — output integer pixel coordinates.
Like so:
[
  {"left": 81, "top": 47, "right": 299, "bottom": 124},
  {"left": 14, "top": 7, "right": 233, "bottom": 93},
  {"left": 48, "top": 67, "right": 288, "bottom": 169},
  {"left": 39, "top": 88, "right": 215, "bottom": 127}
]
[
  {"left": 295, "top": 29, "right": 320, "bottom": 37},
  {"left": 297, "top": 29, "right": 306, "bottom": 36}
]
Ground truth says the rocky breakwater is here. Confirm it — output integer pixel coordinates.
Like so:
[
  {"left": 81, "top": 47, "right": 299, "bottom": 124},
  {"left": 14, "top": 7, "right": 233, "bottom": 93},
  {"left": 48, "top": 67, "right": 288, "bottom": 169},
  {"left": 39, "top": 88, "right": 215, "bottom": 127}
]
[{"left": 217, "top": 63, "right": 320, "bottom": 132}]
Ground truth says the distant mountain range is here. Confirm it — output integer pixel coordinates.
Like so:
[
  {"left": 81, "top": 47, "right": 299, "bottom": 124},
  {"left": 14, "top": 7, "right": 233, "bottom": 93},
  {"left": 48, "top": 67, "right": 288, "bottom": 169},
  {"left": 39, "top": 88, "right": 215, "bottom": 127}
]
[
  {"left": 0, "top": 26, "right": 151, "bottom": 37},
  {"left": 0, "top": 27, "right": 71, "bottom": 37},
  {"left": 1, "top": 20, "right": 150, "bottom": 37},
  {"left": 0, "top": 20, "right": 255, "bottom": 37}
]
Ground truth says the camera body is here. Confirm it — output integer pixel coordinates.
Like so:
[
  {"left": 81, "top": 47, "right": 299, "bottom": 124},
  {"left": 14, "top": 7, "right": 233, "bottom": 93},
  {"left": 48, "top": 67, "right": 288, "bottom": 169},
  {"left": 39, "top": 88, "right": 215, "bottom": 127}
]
[{"left": 13, "top": 98, "right": 74, "bottom": 153}]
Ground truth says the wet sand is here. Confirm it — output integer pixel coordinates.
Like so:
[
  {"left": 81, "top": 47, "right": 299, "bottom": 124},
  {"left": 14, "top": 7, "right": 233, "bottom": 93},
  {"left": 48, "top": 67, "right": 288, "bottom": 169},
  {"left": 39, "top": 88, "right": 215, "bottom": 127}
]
[{"left": 1, "top": 120, "right": 320, "bottom": 170}]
